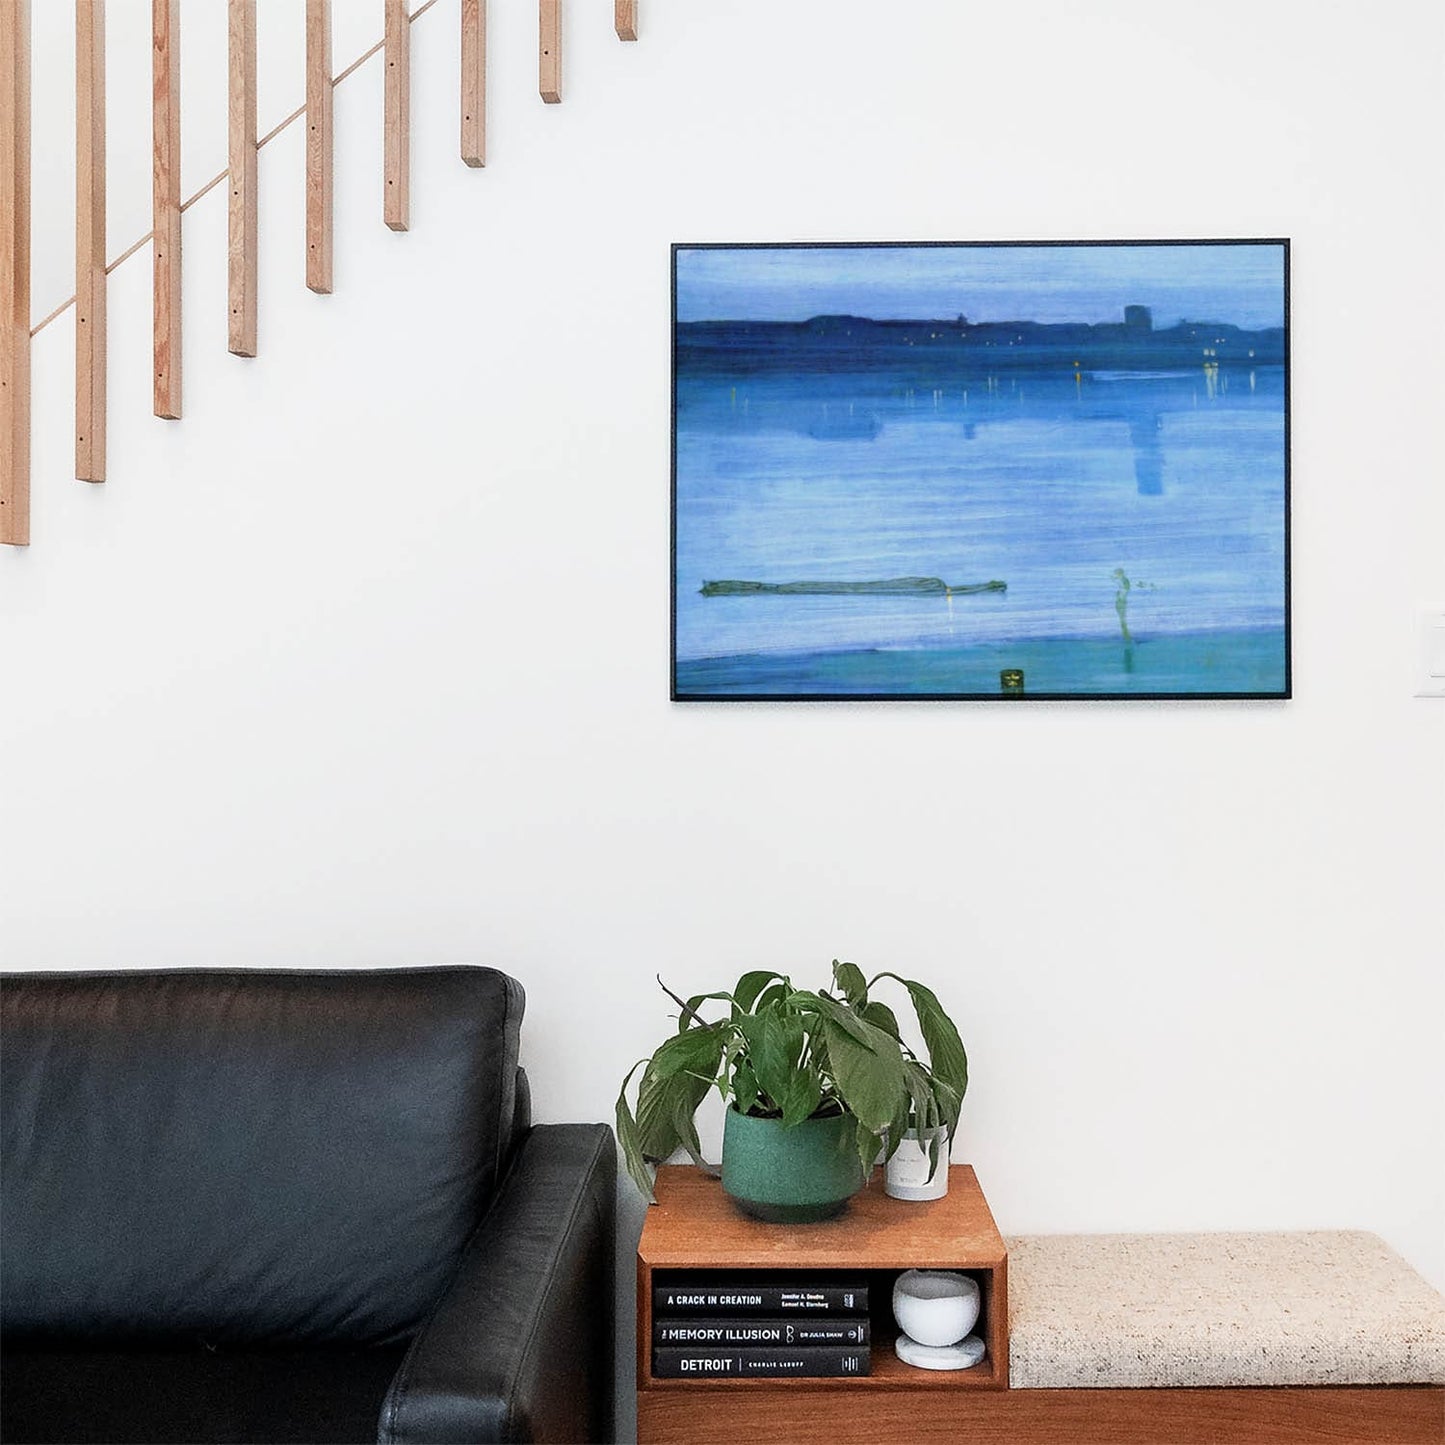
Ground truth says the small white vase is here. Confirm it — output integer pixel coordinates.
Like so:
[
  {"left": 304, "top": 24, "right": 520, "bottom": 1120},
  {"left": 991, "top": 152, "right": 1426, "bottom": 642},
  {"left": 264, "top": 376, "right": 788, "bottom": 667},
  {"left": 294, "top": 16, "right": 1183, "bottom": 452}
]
[
  {"left": 884, "top": 1126, "right": 949, "bottom": 1201},
  {"left": 892, "top": 1269, "right": 981, "bottom": 1348}
]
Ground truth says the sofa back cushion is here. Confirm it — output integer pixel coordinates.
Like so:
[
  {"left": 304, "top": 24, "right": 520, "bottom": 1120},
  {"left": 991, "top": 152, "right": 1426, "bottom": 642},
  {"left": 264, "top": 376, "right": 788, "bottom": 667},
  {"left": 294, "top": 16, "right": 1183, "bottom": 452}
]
[{"left": 0, "top": 967, "right": 523, "bottom": 1347}]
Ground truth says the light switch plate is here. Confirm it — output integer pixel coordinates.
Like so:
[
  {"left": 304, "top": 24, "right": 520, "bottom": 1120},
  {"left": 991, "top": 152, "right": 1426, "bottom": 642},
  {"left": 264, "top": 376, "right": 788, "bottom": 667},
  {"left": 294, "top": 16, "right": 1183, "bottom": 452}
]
[{"left": 1418, "top": 608, "right": 1445, "bottom": 697}]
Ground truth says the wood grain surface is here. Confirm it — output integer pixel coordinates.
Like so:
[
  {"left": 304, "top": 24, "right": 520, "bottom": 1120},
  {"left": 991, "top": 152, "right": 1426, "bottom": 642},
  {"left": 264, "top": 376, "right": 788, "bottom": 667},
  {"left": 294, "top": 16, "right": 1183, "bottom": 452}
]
[
  {"left": 75, "top": 0, "right": 106, "bottom": 477},
  {"left": 304, "top": 0, "right": 332, "bottom": 293},
  {"left": 0, "top": 0, "right": 28, "bottom": 542},
  {"left": 227, "top": 0, "right": 257, "bottom": 357},
  {"left": 638, "top": 1166, "right": 1010, "bottom": 1401},
  {"left": 639, "top": 1383, "right": 1445, "bottom": 1445},
  {"left": 539, "top": 0, "right": 560, "bottom": 103},
  {"left": 383, "top": 0, "right": 409, "bottom": 230},
  {"left": 151, "top": 0, "right": 181, "bottom": 419},
  {"left": 460, "top": 0, "right": 484, "bottom": 166}
]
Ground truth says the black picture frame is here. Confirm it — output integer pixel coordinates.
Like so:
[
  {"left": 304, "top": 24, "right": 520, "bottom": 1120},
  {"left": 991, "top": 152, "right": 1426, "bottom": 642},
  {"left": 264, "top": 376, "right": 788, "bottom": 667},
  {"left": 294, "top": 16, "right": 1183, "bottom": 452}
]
[{"left": 671, "top": 238, "right": 1291, "bottom": 703}]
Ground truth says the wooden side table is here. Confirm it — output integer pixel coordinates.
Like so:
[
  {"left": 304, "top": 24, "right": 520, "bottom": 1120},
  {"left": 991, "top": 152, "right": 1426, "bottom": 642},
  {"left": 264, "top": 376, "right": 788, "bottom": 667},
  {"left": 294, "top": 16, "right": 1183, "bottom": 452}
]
[{"left": 636, "top": 1164, "right": 1008, "bottom": 1445}]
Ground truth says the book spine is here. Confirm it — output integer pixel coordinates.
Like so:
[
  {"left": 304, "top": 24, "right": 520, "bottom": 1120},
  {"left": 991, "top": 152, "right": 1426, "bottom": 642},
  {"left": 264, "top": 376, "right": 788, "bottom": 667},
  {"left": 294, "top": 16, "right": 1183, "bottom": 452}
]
[
  {"left": 652, "top": 1285, "right": 868, "bottom": 1315},
  {"left": 652, "top": 1345, "right": 871, "bottom": 1379},
  {"left": 654, "top": 1317, "right": 871, "bottom": 1347}
]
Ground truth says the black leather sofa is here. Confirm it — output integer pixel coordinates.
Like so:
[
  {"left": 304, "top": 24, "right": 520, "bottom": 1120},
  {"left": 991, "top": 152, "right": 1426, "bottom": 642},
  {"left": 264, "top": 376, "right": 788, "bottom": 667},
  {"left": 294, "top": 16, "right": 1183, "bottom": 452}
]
[{"left": 0, "top": 967, "right": 616, "bottom": 1444}]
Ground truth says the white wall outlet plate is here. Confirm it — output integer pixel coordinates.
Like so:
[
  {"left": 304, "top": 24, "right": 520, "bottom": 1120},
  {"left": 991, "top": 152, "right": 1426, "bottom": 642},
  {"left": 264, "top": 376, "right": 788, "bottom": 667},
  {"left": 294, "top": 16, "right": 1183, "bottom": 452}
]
[{"left": 1418, "top": 609, "right": 1445, "bottom": 698}]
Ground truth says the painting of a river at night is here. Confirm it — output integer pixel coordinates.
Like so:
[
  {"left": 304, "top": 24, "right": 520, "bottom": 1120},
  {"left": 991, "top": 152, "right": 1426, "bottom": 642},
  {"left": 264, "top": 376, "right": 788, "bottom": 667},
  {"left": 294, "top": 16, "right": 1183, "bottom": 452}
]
[{"left": 671, "top": 241, "right": 1290, "bottom": 700}]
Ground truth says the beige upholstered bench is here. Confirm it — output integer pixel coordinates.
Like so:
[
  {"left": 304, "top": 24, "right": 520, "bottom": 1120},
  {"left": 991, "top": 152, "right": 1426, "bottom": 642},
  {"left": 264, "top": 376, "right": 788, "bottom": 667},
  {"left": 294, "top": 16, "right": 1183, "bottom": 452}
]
[{"left": 999, "top": 1229, "right": 1445, "bottom": 1443}]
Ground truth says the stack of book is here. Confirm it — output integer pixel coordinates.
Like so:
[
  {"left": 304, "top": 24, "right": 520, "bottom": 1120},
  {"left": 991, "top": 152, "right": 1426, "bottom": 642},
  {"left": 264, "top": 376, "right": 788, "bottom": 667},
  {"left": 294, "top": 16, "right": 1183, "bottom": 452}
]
[{"left": 651, "top": 1276, "right": 871, "bottom": 1378}]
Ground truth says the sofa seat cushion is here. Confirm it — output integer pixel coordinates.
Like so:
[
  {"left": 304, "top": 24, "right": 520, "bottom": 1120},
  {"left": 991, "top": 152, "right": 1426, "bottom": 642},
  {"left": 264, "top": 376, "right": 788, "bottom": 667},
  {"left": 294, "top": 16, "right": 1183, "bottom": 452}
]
[
  {"left": 1, "top": 1342, "right": 408, "bottom": 1444},
  {"left": 1005, "top": 1230, "right": 1445, "bottom": 1389}
]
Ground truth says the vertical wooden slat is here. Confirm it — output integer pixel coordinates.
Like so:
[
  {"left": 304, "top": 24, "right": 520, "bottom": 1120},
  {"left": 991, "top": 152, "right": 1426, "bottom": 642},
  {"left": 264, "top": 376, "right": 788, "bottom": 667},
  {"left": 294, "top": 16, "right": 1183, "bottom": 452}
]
[
  {"left": 460, "top": 0, "right": 484, "bottom": 167},
  {"left": 383, "top": 0, "right": 409, "bottom": 230},
  {"left": 305, "top": 0, "right": 332, "bottom": 293},
  {"left": 615, "top": 0, "right": 637, "bottom": 42},
  {"left": 539, "top": 0, "right": 560, "bottom": 103},
  {"left": 227, "top": 0, "right": 257, "bottom": 357},
  {"left": 76, "top": 1, "right": 106, "bottom": 481},
  {"left": 1, "top": 0, "right": 29, "bottom": 542},
  {"left": 152, "top": 0, "right": 181, "bottom": 419}
]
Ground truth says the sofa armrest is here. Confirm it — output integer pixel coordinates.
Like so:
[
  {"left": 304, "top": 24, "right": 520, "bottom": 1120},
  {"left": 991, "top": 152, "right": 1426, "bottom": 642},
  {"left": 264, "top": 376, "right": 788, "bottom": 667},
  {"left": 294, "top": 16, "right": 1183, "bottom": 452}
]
[{"left": 379, "top": 1123, "right": 616, "bottom": 1445}]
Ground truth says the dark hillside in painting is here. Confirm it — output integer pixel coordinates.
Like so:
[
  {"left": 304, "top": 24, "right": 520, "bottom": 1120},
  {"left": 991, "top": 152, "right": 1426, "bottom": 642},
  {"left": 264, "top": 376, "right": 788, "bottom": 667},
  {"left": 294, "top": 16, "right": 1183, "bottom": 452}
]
[{"left": 677, "top": 308, "right": 1286, "bottom": 374}]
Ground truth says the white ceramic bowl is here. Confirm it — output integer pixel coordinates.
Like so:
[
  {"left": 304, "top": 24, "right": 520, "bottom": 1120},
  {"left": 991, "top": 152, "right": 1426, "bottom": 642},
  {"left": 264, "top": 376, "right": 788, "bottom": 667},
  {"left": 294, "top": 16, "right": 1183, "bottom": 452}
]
[{"left": 892, "top": 1269, "right": 980, "bottom": 1348}]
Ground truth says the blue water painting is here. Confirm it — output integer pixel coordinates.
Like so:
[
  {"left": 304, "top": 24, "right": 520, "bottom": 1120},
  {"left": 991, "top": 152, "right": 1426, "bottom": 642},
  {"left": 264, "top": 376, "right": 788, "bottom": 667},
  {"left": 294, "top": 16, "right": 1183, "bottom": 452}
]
[{"left": 672, "top": 241, "right": 1289, "bottom": 699}]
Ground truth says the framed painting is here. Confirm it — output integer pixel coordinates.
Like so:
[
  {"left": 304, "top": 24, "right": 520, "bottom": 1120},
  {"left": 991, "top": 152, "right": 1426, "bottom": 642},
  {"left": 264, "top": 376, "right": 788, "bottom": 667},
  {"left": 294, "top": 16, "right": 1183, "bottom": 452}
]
[{"left": 671, "top": 240, "right": 1290, "bottom": 700}]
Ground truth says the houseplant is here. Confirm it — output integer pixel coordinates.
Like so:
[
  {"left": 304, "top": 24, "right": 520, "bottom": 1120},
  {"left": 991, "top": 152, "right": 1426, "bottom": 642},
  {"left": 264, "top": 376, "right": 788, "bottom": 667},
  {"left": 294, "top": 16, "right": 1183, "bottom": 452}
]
[{"left": 616, "top": 960, "right": 968, "bottom": 1221}]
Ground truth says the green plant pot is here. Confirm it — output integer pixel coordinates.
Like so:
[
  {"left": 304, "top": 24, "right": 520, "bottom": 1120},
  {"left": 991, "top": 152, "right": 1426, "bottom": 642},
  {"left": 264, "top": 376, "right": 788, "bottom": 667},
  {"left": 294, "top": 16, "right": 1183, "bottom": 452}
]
[{"left": 721, "top": 1107, "right": 866, "bottom": 1223}]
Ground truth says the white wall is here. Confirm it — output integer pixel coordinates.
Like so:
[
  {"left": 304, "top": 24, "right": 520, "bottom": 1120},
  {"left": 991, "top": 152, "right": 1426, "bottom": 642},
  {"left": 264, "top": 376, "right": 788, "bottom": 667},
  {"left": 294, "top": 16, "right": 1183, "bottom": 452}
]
[{"left": 5, "top": 0, "right": 1443, "bottom": 1396}]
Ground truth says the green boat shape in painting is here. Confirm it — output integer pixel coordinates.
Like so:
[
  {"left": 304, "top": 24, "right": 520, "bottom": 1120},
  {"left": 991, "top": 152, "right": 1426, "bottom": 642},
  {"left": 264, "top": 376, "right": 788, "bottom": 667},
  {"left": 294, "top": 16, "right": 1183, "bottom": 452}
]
[{"left": 699, "top": 576, "right": 1007, "bottom": 598}]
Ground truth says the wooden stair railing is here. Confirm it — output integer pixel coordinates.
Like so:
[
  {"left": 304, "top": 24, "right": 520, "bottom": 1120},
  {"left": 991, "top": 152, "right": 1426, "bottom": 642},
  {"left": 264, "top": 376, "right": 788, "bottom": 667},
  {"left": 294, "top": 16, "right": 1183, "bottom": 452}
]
[
  {"left": 229, "top": 0, "right": 258, "bottom": 360},
  {"left": 153, "top": 0, "right": 182, "bottom": 421},
  {"left": 0, "top": 0, "right": 29, "bottom": 544},
  {"left": 384, "top": 0, "right": 411, "bottom": 231},
  {"left": 306, "top": 0, "right": 334, "bottom": 295},
  {"left": 76, "top": 0, "right": 105, "bottom": 478},
  {"left": 0, "top": 0, "right": 640, "bottom": 548}
]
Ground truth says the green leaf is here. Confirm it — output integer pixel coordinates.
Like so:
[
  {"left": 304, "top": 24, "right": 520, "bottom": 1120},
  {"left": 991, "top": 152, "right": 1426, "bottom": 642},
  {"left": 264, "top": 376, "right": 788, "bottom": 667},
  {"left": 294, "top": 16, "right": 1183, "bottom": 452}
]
[
  {"left": 676, "top": 991, "right": 734, "bottom": 1033},
  {"left": 873, "top": 972, "right": 969, "bottom": 1103},
  {"left": 854, "top": 1114, "right": 882, "bottom": 1180},
  {"left": 930, "top": 1075, "right": 963, "bottom": 1140},
  {"left": 670, "top": 1086, "right": 708, "bottom": 1170},
  {"left": 902, "top": 1060, "right": 936, "bottom": 1136},
  {"left": 635, "top": 1068, "right": 680, "bottom": 1159},
  {"left": 636, "top": 1041, "right": 715, "bottom": 1160},
  {"left": 808, "top": 1030, "right": 836, "bottom": 1108},
  {"left": 718, "top": 1034, "right": 745, "bottom": 1096},
  {"left": 819, "top": 1015, "right": 904, "bottom": 1132},
  {"left": 644, "top": 1071, "right": 711, "bottom": 1159},
  {"left": 616, "top": 1060, "right": 655, "bottom": 1202},
  {"left": 901, "top": 1061, "right": 956, "bottom": 1182},
  {"left": 860, "top": 1000, "right": 901, "bottom": 1041},
  {"left": 832, "top": 960, "right": 868, "bottom": 1007},
  {"left": 753, "top": 982, "right": 789, "bottom": 1014},
  {"left": 736, "top": 1006, "right": 802, "bottom": 1112},
  {"left": 779, "top": 1065, "right": 823, "bottom": 1129},
  {"left": 802, "top": 990, "right": 883, "bottom": 1050},
  {"left": 731, "top": 1057, "right": 761, "bottom": 1116},
  {"left": 647, "top": 1022, "right": 727, "bottom": 1082},
  {"left": 732, "top": 970, "right": 786, "bottom": 1016},
  {"left": 927, "top": 1124, "right": 945, "bottom": 1182},
  {"left": 881, "top": 1091, "right": 911, "bottom": 1168}
]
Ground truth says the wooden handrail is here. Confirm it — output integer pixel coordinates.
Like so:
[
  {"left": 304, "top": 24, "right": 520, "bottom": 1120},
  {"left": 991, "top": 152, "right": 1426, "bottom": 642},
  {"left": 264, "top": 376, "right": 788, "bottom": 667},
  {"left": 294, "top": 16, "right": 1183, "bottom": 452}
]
[
  {"left": 6, "top": 0, "right": 638, "bottom": 546},
  {"left": 29, "top": 0, "right": 445, "bottom": 342}
]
